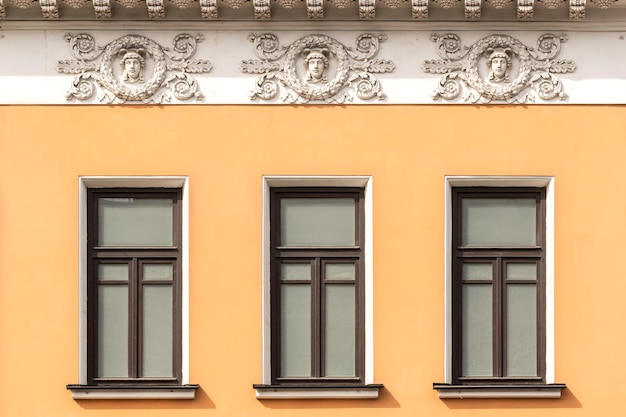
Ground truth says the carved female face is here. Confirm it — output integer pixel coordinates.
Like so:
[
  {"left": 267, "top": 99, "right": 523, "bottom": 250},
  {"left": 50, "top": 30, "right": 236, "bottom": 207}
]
[
  {"left": 124, "top": 57, "right": 141, "bottom": 81},
  {"left": 491, "top": 57, "right": 507, "bottom": 80},
  {"left": 307, "top": 57, "right": 325, "bottom": 81},
  {"left": 120, "top": 50, "right": 146, "bottom": 83},
  {"left": 485, "top": 48, "right": 512, "bottom": 83},
  {"left": 302, "top": 48, "right": 329, "bottom": 83}
]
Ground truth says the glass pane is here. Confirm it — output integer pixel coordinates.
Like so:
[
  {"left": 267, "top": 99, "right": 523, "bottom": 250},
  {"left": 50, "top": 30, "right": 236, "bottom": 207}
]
[
  {"left": 325, "top": 263, "right": 356, "bottom": 281},
  {"left": 281, "top": 263, "right": 311, "bottom": 281},
  {"left": 506, "top": 284, "right": 537, "bottom": 376},
  {"left": 98, "top": 264, "right": 128, "bottom": 281},
  {"left": 324, "top": 284, "right": 356, "bottom": 376},
  {"left": 143, "top": 264, "right": 173, "bottom": 281},
  {"left": 280, "top": 284, "right": 311, "bottom": 377},
  {"left": 462, "top": 284, "right": 493, "bottom": 377},
  {"left": 281, "top": 198, "right": 355, "bottom": 246},
  {"left": 462, "top": 263, "right": 492, "bottom": 281},
  {"left": 142, "top": 285, "right": 173, "bottom": 377},
  {"left": 462, "top": 198, "right": 536, "bottom": 247},
  {"left": 97, "top": 285, "right": 128, "bottom": 377},
  {"left": 507, "top": 263, "right": 537, "bottom": 281},
  {"left": 98, "top": 197, "right": 174, "bottom": 246}
]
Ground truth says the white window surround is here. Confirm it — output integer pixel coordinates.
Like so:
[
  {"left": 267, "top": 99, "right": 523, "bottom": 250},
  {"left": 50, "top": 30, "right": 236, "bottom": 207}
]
[
  {"left": 438, "top": 175, "right": 562, "bottom": 399},
  {"left": 257, "top": 175, "right": 379, "bottom": 400},
  {"left": 71, "top": 176, "right": 195, "bottom": 400}
]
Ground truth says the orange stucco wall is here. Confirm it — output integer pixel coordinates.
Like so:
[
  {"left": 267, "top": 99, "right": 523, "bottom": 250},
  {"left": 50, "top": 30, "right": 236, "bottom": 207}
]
[{"left": 1, "top": 105, "right": 626, "bottom": 416}]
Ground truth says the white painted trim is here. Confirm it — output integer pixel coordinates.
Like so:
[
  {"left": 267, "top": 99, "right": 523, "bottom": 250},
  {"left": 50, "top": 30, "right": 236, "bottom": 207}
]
[
  {"left": 70, "top": 388, "right": 197, "bottom": 400},
  {"left": 77, "top": 176, "right": 190, "bottom": 385},
  {"left": 443, "top": 176, "right": 555, "bottom": 384},
  {"left": 436, "top": 388, "right": 562, "bottom": 399},
  {"left": 261, "top": 176, "right": 374, "bottom": 388},
  {"left": 255, "top": 387, "right": 380, "bottom": 399},
  {"left": 4, "top": 20, "right": 626, "bottom": 32},
  {"left": 5, "top": 29, "right": 624, "bottom": 105}
]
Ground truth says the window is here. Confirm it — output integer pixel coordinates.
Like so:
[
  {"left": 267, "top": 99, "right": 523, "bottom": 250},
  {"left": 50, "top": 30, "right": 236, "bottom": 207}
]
[
  {"left": 453, "top": 188, "right": 545, "bottom": 382},
  {"left": 87, "top": 189, "right": 182, "bottom": 383},
  {"left": 255, "top": 176, "right": 381, "bottom": 399},
  {"left": 435, "top": 176, "right": 565, "bottom": 399},
  {"left": 272, "top": 188, "right": 364, "bottom": 382},
  {"left": 68, "top": 177, "right": 197, "bottom": 399}
]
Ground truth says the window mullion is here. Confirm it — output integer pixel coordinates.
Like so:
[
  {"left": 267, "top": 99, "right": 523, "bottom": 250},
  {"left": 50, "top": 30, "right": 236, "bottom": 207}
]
[
  {"left": 355, "top": 256, "right": 364, "bottom": 381},
  {"left": 451, "top": 256, "right": 462, "bottom": 382},
  {"left": 494, "top": 257, "right": 503, "bottom": 378},
  {"left": 129, "top": 257, "right": 139, "bottom": 379},
  {"left": 538, "top": 252, "right": 546, "bottom": 380},
  {"left": 312, "top": 257, "right": 322, "bottom": 378}
]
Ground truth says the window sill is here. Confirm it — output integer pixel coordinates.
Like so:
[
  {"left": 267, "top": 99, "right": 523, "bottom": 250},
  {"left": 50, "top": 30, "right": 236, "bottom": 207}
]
[
  {"left": 66, "top": 384, "right": 200, "bottom": 400},
  {"left": 433, "top": 383, "right": 566, "bottom": 399},
  {"left": 253, "top": 383, "right": 383, "bottom": 399}
]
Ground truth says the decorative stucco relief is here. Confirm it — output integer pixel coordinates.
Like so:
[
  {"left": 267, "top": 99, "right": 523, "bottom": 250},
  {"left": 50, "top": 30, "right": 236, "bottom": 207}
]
[
  {"left": 241, "top": 33, "right": 395, "bottom": 103},
  {"left": 56, "top": 33, "right": 212, "bottom": 103},
  {"left": 422, "top": 33, "right": 576, "bottom": 103},
  {"left": 412, "top": 0, "right": 428, "bottom": 18}
]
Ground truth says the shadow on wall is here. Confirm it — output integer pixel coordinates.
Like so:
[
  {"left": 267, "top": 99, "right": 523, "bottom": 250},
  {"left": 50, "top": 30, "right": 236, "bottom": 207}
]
[
  {"left": 256, "top": 387, "right": 401, "bottom": 410},
  {"left": 73, "top": 386, "right": 216, "bottom": 410},
  {"left": 441, "top": 388, "right": 582, "bottom": 410}
]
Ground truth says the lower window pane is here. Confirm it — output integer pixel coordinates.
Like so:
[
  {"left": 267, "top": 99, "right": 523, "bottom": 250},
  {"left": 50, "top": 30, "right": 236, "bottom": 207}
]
[
  {"left": 98, "top": 285, "right": 129, "bottom": 377},
  {"left": 506, "top": 284, "right": 537, "bottom": 376},
  {"left": 324, "top": 284, "right": 356, "bottom": 377},
  {"left": 142, "top": 285, "right": 174, "bottom": 377},
  {"left": 462, "top": 284, "right": 493, "bottom": 377},
  {"left": 280, "top": 284, "right": 311, "bottom": 377}
]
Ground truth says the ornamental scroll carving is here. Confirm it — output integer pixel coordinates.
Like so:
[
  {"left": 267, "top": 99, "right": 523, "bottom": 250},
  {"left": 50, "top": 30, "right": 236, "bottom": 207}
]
[
  {"left": 241, "top": 33, "right": 395, "bottom": 104},
  {"left": 422, "top": 33, "right": 576, "bottom": 104},
  {"left": 56, "top": 33, "right": 212, "bottom": 103}
]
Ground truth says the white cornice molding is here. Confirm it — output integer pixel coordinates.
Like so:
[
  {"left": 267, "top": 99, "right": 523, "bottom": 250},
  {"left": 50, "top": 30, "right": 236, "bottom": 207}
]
[{"left": 3, "top": 19, "right": 626, "bottom": 31}]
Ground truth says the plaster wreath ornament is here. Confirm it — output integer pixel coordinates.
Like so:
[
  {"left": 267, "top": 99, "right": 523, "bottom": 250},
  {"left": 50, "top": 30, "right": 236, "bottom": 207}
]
[
  {"left": 56, "top": 33, "right": 212, "bottom": 103},
  {"left": 240, "top": 33, "right": 395, "bottom": 103},
  {"left": 422, "top": 33, "right": 576, "bottom": 104}
]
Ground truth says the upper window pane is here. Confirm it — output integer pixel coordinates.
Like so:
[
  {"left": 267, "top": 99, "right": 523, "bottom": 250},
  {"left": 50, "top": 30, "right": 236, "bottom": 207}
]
[
  {"left": 462, "top": 263, "right": 492, "bottom": 281},
  {"left": 506, "top": 263, "right": 537, "bottom": 281},
  {"left": 98, "top": 197, "right": 174, "bottom": 246},
  {"left": 143, "top": 264, "right": 174, "bottom": 281},
  {"left": 325, "top": 263, "right": 356, "bottom": 281},
  {"left": 98, "top": 263, "right": 129, "bottom": 281},
  {"left": 280, "top": 198, "right": 355, "bottom": 246},
  {"left": 461, "top": 198, "right": 536, "bottom": 247},
  {"left": 281, "top": 263, "right": 312, "bottom": 281}
]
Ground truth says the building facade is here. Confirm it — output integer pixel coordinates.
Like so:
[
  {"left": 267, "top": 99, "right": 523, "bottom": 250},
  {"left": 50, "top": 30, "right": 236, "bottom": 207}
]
[{"left": 1, "top": 1, "right": 626, "bottom": 416}]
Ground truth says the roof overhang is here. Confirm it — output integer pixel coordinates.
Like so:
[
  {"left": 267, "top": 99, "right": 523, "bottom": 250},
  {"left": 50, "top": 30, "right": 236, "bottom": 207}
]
[{"left": 2, "top": 0, "right": 626, "bottom": 24}]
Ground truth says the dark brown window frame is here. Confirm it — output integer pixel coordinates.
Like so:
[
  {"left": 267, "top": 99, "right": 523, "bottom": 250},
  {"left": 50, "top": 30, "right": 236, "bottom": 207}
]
[
  {"left": 86, "top": 188, "right": 183, "bottom": 385},
  {"left": 451, "top": 187, "right": 546, "bottom": 385},
  {"left": 269, "top": 187, "right": 365, "bottom": 386}
]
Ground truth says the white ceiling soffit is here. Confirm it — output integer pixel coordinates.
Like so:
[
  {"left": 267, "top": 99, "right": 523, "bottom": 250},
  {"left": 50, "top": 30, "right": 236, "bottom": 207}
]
[{"left": 1, "top": 0, "right": 626, "bottom": 23}]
